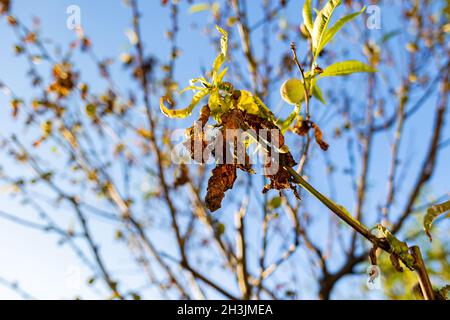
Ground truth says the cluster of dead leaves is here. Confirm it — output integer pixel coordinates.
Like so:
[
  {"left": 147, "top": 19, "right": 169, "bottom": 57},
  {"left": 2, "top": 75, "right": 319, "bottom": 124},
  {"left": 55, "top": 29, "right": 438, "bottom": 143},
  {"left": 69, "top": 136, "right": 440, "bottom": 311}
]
[
  {"left": 182, "top": 97, "right": 298, "bottom": 212},
  {"left": 48, "top": 63, "right": 77, "bottom": 98}
]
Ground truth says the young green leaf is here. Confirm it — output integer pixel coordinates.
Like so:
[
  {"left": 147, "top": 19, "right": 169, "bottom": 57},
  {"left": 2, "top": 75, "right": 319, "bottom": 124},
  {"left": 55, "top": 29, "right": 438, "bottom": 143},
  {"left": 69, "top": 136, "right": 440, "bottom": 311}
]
[
  {"left": 379, "top": 29, "right": 401, "bottom": 44},
  {"left": 320, "top": 60, "right": 376, "bottom": 78},
  {"left": 312, "top": 0, "right": 342, "bottom": 59},
  {"left": 268, "top": 196, "right": 282, "bottom": 209},
  {"left": 424, "top": 200, "right": 450, "bottom": 241},
  {"left": 312, "top": 83, "right": 327, "bottom": 105},
  {"left": 302, "top": 0, "right": 314, "bottom": 35},
  {"left": 316, "top": 6, "right": 366, "bottom": 57},
  {"left": 277, "top": 104, "right": 301, "bottom": 133}
]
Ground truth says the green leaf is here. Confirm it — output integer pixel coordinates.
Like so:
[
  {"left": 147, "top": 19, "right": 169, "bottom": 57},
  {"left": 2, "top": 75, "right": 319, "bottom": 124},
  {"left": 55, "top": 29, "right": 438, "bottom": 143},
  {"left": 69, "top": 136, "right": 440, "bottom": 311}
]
[
  {"left": 131, "top": 293, "right": 141, "bottom": 300},
  {"left": 278, "top": 104, "right": 301, "bottom": 133},
  {"left": 302, "top": 0, "right": 314, "bottom": 35},
  {"left": 379, "top": 29, "right": 401, "bottom": 44},
  {"left": 312, "top": 0, "right": 342, "bottom": 59},
  {"left": 320, "top": 60, "right": 376, "bottom": 78},
  {"left": 85, "top": 103, "right": 97, "bottom": 119},
  {"left": 424, "top": 200, "right": 450, "bottom": 241},
  {"left": 160, "top": 88, "right": 209, "bottom": 118},
  {"left": 316, "top": 6, "right": 365, "bottom": 56},
  {"left": 215, "top": 222, "right": 225, "bottom": 236},
  {"left": 252, "top": 94, "right": 275, "bottom": 122},
  {"left": 189, "top": 3, "right": 210, "bottom": 14},
  {"left": 268, "top": 196, "right": 282, "bottom": 209},
  {"left": 312, "top": 83, "right": 327, "bottom": 105}
]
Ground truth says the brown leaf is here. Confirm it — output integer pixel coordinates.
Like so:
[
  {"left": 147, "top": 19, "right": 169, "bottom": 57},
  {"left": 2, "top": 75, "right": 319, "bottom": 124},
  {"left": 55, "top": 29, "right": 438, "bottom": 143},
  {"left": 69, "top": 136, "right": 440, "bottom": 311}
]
[
  {"left": 312, "top": 123, "right": 329, "bottom": 151},
  {"left": 0, "top": 0, "right": 11, "bottom": 14},
  {"left": 292, "top": 120, "right": 312, "bottom": 136},
  {"left": 48, "top": 63, "right": 77, "bottom": 98},
  {"left": 205, "top": 164, "right": 237, "bottom": 212},
  {"left": 243, "top": 112, "right": 297, "bottom": 195},
  {"left": 174, "top": 163, "right": 189, "bottom": 188},
  {"left": 184, "top": 105, "right": 211, "bottom": 162}
]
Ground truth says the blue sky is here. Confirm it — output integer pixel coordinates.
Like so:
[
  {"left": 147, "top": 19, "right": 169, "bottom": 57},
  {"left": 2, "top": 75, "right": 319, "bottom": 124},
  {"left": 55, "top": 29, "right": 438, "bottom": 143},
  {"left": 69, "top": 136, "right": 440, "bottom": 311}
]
[{"left": 0, "top": 0, "right": 448, "bottom": 299}]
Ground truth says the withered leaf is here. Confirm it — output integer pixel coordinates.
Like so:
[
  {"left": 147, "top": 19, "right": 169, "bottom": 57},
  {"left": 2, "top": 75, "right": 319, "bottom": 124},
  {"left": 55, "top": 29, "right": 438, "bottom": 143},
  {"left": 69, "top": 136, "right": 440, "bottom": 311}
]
[
  {"left": 184, "top": 105, "right": 211, "bottom": 162},
  {"left": 174, "top": 163, "right": 189, "bottom": 188},
  {"left": 312, "top": 123, "right": 329, "bottom": 151},
  {"left": 292, "top": 120, "right": 312, "bottom": 136},
  {"left": 205, "top": 164, "right": 237, "bottom": 212}
]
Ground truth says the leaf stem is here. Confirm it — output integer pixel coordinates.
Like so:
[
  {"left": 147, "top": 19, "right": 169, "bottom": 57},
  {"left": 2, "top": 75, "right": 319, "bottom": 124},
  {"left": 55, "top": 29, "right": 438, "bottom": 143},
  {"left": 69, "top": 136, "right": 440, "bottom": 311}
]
[
  {"left": 286, "top": 166, "right": 374, "bottom": 242},
  {"left": 285, "top": 165, "right": 436, "bottom": 299},
  {"left": 410, "top": 246, "right": 435, "bottom": 300}
]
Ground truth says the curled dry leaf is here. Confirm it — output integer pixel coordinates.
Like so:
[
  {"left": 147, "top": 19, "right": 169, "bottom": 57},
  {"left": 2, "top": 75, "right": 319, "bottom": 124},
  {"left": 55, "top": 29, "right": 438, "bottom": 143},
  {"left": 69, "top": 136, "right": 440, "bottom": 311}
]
[
  {"left": 243, "top": 111, "right": 298, "bottom": 197},
  {"left": 184, "top": 105, "right": 211, "bottom": 163},
  {"left": 423, "top": 200, "right": 450, "bottom": 241},
  {"left": 205, "top": 164, "right": 237, "bottom": 212},
  {"left": 48, "top": 63, "right": 77, "bottom": 98},
  {"left": 312, "top": 123, "right": 329, "bottom": 151},
  {"left": 204, "top": 108, "right": 252, "bottom": 212},
  {"left": 293, "top": 120, "right": 329, "bottom": 151},
  {"left": 174, "top": 163, "right": 189, "bottom": 188},
  {"left": 292, "top": 119, "right": 311, "bottom": 136},
  {"left": 199, "top": 104, "right": 299, "bottom": 211}
]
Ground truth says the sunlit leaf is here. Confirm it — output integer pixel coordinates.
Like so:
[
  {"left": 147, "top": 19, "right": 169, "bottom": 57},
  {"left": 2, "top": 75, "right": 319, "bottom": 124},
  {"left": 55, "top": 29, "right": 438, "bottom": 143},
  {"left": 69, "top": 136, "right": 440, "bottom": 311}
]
[
  {"left": 316, "top": 6, "right": 365, "bottom": 56},
  {"left": 179, "top": 85, "right": 205, "bottom": 94},
  {"left": 216, "top": 66, "right": 229, "bottom": 84},
  {"left": 189, "top": 76, "right": 210, "bottom": 89},
  {"left": 217, "top": 26, "right": 228, "bottom": 57},
  {"left": 253, "top": 94, "right": 275, "bottom": 121},
  {"left": 424, "top": 200, "right": 450, "bottom": 241},
  {"left": 188, "top": 3, "right": 210, "bottom": 14},
  {"left": 302, "top": 0, "right": 314, "bottom": 35},
  {"left": 208, "top": 87, "right": 222, "bottom": 114},
  {"left": 160, "top": 88, "right": 209, "bottom": 118},
  {"left": 278, "top": 104, "right": 301, "bottom": 133},
  {"left": 237, "top": 90, "right": 259, "bottom": 114},
  {"left": 312, "top": 0, "right": 342, "bottom": 59},
  {"left": 211, "top": 26, "right": 228, "bottom": 83},
  {"left": 312, "top": 81, "right": 327, "bottom": 105},
  {"left": 320, "top": 60, "right": 376, "bottom": 77}
]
